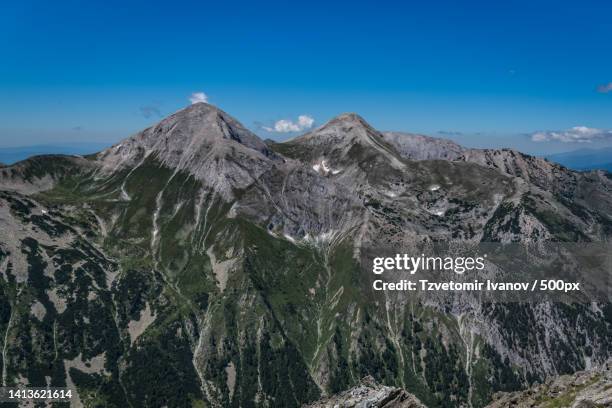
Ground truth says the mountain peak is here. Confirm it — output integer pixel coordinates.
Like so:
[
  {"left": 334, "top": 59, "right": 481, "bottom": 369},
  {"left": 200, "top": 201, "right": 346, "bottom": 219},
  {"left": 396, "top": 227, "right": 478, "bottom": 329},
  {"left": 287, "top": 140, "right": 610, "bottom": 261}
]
[
  {"left": 281, "top": 112, "right": 406, "bottom": 170},
  {"left": 100, "top": 103, "right": 271, "bottom": 164},
  {"left": 173, "top": 101, "right": 228, "bottom": 120},
  {"left": 323, "top": 112, "right": 374, "bottom": 131},
  {"left": 159, "top": 102, "right": 264, "bottom": 148},
  {"left": 331, "top": 112, "right": 367, "bottom": 123},
  {"left": 97, "top": 103, "right": 274, "bottom": 198},
  {"left": 294, "top": 112, "right": 378, "bottom": 145}
]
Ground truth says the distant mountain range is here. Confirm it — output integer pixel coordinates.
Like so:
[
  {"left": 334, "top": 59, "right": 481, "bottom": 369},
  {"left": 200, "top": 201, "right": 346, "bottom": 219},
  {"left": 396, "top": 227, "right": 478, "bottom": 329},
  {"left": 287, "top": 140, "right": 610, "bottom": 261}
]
[
  {"left": 545, "top": 147, "right": 612, "bottom": 172},
  {"left": 0, "top": 143, "right": 109, "bottom": 166}
]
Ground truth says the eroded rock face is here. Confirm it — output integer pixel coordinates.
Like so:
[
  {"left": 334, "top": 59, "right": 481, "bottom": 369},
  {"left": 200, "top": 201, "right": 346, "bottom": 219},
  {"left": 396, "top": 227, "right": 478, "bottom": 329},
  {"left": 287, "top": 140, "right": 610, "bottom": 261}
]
[
  {"left": 485, "top": 361, "right": 612, "bottom": 408},
  {"left": 303, "top": 376, "right": 426, "bottom": 408},
  {"left": 382, "top": 132, "right": 466, "bottom": 161}
]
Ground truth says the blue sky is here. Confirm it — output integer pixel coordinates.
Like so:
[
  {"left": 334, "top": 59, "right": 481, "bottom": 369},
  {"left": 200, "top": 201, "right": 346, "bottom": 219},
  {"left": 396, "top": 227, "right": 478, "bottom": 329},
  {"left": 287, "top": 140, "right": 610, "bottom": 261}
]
[{"left": 1, "top": 0, "right": 612, "bottom": 154}]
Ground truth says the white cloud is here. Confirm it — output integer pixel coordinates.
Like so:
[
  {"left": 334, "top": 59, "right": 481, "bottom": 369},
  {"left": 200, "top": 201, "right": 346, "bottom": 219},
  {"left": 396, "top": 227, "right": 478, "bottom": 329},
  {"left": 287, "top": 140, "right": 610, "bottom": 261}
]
[
  {"left": 189, "top": 92, "right": 208, "bottom": 104},
  {"left": 531, "top": 126, "right": 612, "bottom": 143},
  {"left": 263, "top": 115, "right": 315, "bottom": 133},
  {"left": 597, "top": 82, "right": 612, "bottom": 93}
]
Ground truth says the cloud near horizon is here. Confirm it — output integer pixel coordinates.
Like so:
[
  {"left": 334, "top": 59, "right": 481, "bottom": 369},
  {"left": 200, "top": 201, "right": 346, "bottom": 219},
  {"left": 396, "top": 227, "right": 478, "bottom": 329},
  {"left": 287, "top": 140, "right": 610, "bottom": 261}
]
[
  {"left": 597, "top": 82, "right": 612, "bottom": 93},
  {"left": 189, "top": 92, "right": 208, "bottom": 104},
  {"left": 531, "top": 126, "right": 612, "bottom": 143},
  {"left": 263, "top": 115, "right": 315, "bottom": 133}
]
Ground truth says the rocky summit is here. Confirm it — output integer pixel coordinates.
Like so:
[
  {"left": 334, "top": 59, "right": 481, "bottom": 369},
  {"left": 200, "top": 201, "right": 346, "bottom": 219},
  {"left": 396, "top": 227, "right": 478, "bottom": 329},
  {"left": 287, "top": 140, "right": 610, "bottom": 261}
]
[{"left": 0, "top": 103, "right": 611, "bottom": 407}]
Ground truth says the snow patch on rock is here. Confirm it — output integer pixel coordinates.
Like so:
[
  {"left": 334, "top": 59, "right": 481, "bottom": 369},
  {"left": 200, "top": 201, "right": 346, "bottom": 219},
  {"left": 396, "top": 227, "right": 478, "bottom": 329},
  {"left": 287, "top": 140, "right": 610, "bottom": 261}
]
[{"left": 312, "top": 159, "right": 341, "bottom": 176}]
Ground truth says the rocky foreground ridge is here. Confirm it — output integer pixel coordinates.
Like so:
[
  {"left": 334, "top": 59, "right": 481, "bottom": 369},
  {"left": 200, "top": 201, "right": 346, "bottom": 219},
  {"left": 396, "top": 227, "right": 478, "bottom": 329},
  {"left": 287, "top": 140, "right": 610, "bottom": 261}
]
[
  {"left": 486, "top": 361, "right": 612, "bottom": 408},
  {"left": 303, "top": 376, "right": 426, "bottom": 408},
  {"left": 306, "top": 363, "right": 612, "bottom": 408}
]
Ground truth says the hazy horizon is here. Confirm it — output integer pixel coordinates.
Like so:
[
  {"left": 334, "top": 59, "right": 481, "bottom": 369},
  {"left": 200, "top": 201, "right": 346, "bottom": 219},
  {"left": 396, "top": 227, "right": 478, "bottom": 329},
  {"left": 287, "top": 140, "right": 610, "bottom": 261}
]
[
  {"left": 1, "top": 112, "right": 611, "bottom": 168},
  {"left": 2, "top": 0, "right": 612, "bottom": 158}
]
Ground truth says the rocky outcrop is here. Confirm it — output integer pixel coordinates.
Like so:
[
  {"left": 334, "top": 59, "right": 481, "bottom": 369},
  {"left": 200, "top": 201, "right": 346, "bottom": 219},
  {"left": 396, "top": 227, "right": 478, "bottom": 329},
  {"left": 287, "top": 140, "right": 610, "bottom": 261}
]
[
  {"left": 307, "top": 364, "right": 612, "bottom": 408},
  {"left": 486, "top": 361, "right": 612, "bottom": 407},
  {"left": 303, "top": 376, "right": 426, "bottom": 408}
]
